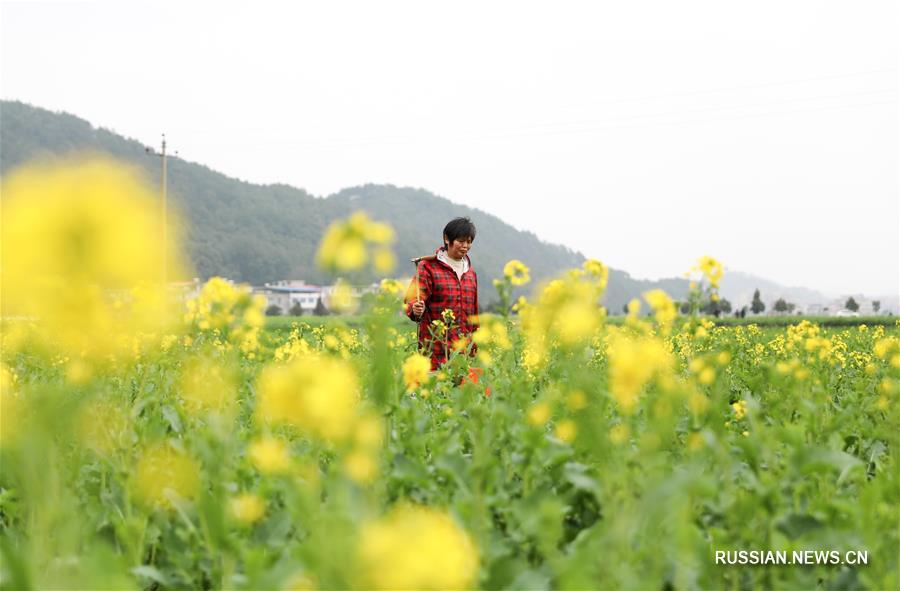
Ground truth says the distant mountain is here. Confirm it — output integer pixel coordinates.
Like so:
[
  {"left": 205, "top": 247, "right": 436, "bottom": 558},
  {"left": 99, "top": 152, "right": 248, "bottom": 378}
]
[
  {"left": 7, "top": 99, "right": 846, "bottom": 314},
  {"left": 718, "top": 271, "right": 828, "bottom": 308}
]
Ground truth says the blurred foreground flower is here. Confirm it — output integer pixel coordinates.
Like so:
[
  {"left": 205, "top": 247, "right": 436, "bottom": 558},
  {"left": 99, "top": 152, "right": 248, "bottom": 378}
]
[
  {"left": 402, "top": 353, "right": 431, "bottom": 391},
  {"left": 356, "top": 505, "right": 479, "bottom": 590},
  {"left": 1, "top": 158, "right": 189, "bottom": 359},
  {"left": 503, "top": 259, "right": 531, "bottom": 286},
  {"left": 256, "top": 356, "right": 360, "bottom": 443},
  {"left": 316, "top": 211, "right": 395, "bottom": 273},
  {"left": 607, "top": 335, "right": 674, "bottom": 414},
  {"left": 230, "top": 493, "right": 266, "bottom": 525},
  {"left": 694, "top": 256, "right": 724, "bottom": 288},
  {"left": 132, "top": 445, "right": 201, "bottom": 509}
]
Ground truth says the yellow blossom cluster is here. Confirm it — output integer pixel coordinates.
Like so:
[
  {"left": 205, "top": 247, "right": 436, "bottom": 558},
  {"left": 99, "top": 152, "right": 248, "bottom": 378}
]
[
  {"left": 316, "top": 211, "right": 396, "bottom": 273},
  {"left": 184, "top": 277, "right": 266, "bottom": 357},
  {"left": 503, "top": 260, "right": 531, "bottom": 286},
  {"left": 255, "top": 355, "right": 362, "bottom": 444},
  {"left": 582, "top": 259, "right": 610, "bottom": 291},
  {"left": 273, "top": 326, "right": 314, "bottom": 363},
  {"left": 643, "top": 289, "right": 678, "bottom": 334},
  {"left": 694, "top": 256, "right": 724, "bottom": 288},
  {"left": 379, "top": 278, "right": 406, "bottom": 298},
  {"left": 230, "top": 493, "right": 266, "bottom": 525},
  {"left": 402, "top": 353, "right": 432, "bottom": 392},
  {"left": 356, "top": 505, "right": 479, "bottom": 590},
  {"left": 607, "top": 334, "right": 674, "bottom": 414},
  {"left": 519, "top": 265, "right": 609, "bottom": 366},
  {"left": 132, "top": 444, "right": 201, "bottom": 509},
  {"left": 1, "top": 158, "right": 188, "bottom": 361}
]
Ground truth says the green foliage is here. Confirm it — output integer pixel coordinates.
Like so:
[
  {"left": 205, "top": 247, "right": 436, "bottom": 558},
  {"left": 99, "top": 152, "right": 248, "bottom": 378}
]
[{"left": 846, "top": 297, "right": 860, "bottom": 312}]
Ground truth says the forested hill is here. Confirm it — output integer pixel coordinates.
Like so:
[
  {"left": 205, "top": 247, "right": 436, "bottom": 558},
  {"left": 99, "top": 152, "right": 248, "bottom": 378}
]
[{"left": 0, "top": 100, "right": 688, "bottom": 308}]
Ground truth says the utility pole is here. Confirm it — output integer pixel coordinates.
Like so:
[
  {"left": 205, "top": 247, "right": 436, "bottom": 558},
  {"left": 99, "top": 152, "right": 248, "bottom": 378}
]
[{"left": 145, "top": 135, "right": 177, "bottom": 289}]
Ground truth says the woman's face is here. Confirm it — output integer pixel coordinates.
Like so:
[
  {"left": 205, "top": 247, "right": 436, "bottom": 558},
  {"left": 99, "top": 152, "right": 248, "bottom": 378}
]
[{"left": 445, "top": 235, "right": 473, "bottom": 260}]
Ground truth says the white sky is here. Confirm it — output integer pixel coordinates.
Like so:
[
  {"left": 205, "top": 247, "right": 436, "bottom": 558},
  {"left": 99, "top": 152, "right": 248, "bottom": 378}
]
[{"left": 2, "top": 0, "right": 898, "bottom": 296}]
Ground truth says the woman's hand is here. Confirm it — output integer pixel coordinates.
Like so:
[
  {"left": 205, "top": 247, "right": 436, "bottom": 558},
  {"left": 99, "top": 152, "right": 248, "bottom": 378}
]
[{"left": 412, "top": 300, "right": 425, "bottom": 318}]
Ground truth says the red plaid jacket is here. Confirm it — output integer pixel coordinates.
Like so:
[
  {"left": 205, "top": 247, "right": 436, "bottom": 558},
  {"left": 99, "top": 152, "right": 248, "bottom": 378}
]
[{"left": 405, "top": 247, "right": 480, "bottom": 370}]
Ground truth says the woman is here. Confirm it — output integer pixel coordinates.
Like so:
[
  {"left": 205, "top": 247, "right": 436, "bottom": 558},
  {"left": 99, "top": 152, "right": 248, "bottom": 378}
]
[{"left": 406, "top": 217, "right": 480, "bottom": 370}]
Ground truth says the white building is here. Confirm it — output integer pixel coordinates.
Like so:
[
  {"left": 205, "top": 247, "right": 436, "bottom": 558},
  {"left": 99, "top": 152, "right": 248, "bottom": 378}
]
[{"left": 254, "top": 280, "right": 324, "bottom": 314}]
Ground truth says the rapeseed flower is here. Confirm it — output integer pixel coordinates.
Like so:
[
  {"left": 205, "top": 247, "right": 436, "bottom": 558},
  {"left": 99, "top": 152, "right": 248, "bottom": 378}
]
[
  {"left": 503, "top": 260, "right": 531, "bottom": 286},
  {"left": 256, "top": 356, "right": 360, "bottom": 443},
  {"left": 402, "top": 353, "right": 432, "bottom": 392},
  {"left": 248, "top": 436, "right": 292, "bottom": 474},
  {"left": 583, "top": 259, "right": 609, "bottom": 291},
  {"left": 555, "top": 419, "right": 577, "bottom": 443},
  {"left": 1, "top": 158, "right": 187, "bottom": 359},
  {"left": 356, "top": 505, "right": 479, "bottom": 590},
  {"left": 316, "top": 211, "right": 395, "bottom": 273},
  {"left": 230, "top": 493, "right": 266, "bottom": 525},
  {"left": 695, "top": 256, "right": 724, "bottom": 288},
  {"left": 132, "top": 445, "right": 201, "bottom": 509},
  {"left": 527, "top": 401, "right": 551, "bottom": 426},
  {"left": 184, "top": 278, "right": 266, "bottom": 356},
  {"left": 643, "top": 289, "right": 677, "bottom": 333},
  {"left": 607, "top": 335, "right": 673, "bottom": 414}
]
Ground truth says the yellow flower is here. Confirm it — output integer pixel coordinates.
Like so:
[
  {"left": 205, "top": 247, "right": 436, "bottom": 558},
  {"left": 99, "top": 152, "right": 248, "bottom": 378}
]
[
  {"left": 256, "top": 356, "right": 360, "bottom": 443},
  {"left": 373, "top": 248, "right": 396, "bottom": 274},
  {"left": 402, "top": 353, "right": 432, "bottom": 392},
  {"left": 698, "top": 367, "right": 716, "bottom": 385},
  {"left": 379, "top": 278, "right": 405, "bottom": 297},
  {"left": 1, "top": 158, "right": 188, "bottom": 359},
  {"left": 230, "top": 493, "right": 266, "bottom": 525},
  {"left": 627, "top": 299, "right": 641, "bottom": 318},
  {"left": 248, "top": 437, "right": 292, "bottom": 474},
  {"left": 566, "top": 390, "right": 587, "bottom": 410},
  {"left": 607, "top": 336, "right": 673, "bottom": 414},
  {"left": 316, "top": 211, "right": 396, "bottom": 273},
  {"left": 184, "top": 278, "right": 265, "bottom": 355},
  {"left": 609, "top": 424, "right": 629, "bottom": 445},
  {"left": 132, "top": 445, "right": 201, "bottom": 509},
  {"left": 582, "top": 259, "right": 609, "bottom": 290},
  {"left": 555, "top": 419, "right": 577, "bottom": 443},
  {"left": 695, "top": 256, "right": 724, "bottom": 288},
  {"left": 356, "top": 505, "right": 479, "bottom": 590},
  {"left": 503, "top": 260, "right": 531, "bottom": 286},
  {"left": 731, "top": 400, "right": 748, "bottom": 420},
  {"left": 65, "top": 359, "right": 93, "bottom": 385},
  {"left": 643, "top": 289, "right": 677, "bottom": 333},
  {"left": 527, "top": 402, "right": 551, "bottom": 426},
  {"left": 343, "top": 449, "right": 379, "bottom": 484}
]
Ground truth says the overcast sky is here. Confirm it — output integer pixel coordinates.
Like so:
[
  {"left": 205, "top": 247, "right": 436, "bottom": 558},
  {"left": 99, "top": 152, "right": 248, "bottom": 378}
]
[{"left": 2, "top": 1, "right": 898, "bottom": 296}]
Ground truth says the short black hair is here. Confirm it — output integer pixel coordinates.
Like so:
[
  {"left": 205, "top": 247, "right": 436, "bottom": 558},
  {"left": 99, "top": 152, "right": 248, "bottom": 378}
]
[{"left": 443, "top": 217, "right": 476, "bottom": 247}]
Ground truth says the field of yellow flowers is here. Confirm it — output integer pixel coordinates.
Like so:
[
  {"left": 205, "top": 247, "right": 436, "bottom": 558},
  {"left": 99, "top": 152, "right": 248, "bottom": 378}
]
[{"left": 1, "top": 159, "right": 898, "bottom": 590}]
